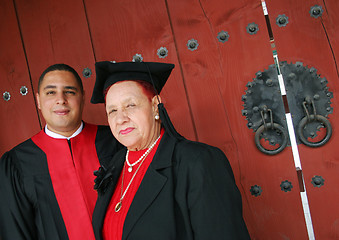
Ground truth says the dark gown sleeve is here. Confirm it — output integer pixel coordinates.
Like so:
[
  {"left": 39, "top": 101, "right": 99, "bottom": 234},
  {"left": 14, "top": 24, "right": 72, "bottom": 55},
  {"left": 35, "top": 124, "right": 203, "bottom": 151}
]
[
  {"left": 175, "top": 142, "right": 251, "bottom": 240},
  {"left": 0, "top": 151, "right": 38, "bottom": 240}
]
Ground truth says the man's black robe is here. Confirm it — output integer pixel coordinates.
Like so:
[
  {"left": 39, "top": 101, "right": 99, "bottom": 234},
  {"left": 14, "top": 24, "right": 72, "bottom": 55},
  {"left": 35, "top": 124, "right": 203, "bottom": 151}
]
[{"left": 0, "top": 123, "right": 120, "bottom": 240}]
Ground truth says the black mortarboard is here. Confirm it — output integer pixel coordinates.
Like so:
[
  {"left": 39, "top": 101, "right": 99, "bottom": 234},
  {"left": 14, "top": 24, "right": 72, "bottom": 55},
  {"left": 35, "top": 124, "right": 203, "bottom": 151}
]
[
  {"left": 91, "top": 61, "right": 183, "bottom": 140},
  {"left": 91, "top": 61, "right": 174, "bottom": 104}
]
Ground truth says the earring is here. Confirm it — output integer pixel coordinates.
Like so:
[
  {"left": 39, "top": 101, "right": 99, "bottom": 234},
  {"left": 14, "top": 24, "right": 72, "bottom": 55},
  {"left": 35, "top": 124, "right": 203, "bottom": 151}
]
[{"left": 155, "top": 114, "right": 160, "bottom": 120}]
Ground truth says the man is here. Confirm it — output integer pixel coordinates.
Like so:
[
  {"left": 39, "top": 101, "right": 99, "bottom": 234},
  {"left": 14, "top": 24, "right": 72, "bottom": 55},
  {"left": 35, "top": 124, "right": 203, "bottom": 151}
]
[{"left": 0, "top": 64, "right": 121, "bottom": 239}]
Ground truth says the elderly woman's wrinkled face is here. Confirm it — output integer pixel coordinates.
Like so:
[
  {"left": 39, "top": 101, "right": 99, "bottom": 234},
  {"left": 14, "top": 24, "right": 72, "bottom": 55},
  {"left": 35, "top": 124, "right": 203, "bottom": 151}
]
[{"left": 105, "top": 81, "right": 160, "bottom": 151}]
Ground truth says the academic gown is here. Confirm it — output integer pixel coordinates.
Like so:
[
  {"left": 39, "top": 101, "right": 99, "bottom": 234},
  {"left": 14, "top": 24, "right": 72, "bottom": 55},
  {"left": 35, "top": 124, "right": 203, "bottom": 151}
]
[
  {"left": 0, "top": 123, "right": 121, "bottom": 240},
  {"left": 93, "top": 131, "right": 251, "bottom": 240}
]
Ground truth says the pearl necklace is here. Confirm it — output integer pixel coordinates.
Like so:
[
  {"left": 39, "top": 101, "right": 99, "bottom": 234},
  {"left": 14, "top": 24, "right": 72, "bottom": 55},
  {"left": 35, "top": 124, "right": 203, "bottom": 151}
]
[
  {"left": 125, "top": 135, "right": 161, "bottom": 172},
  {"left": 115, "top": 135, "right": 161, "bottom": 212}
]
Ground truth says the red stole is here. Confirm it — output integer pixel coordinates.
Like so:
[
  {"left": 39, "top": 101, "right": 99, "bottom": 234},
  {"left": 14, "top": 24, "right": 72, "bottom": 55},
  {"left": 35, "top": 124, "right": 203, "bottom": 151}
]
[{"left": 32, "top": 123, "right": 99, "bottom": 240}]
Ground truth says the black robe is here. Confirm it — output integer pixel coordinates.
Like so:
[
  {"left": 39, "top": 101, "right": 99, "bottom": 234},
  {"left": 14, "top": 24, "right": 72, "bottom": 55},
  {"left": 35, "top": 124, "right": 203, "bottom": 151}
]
[
  {"left": 0, "top": 123, "right": 121, "bottom": 240},
  {"left": 93, "top": 131, "right": 251, "bottom": 240}
]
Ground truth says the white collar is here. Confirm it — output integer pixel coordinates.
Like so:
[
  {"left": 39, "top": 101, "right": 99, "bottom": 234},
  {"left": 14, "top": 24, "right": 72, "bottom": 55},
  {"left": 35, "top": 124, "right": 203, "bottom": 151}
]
[{"left": 44, "top": 122, "right": 84, "bottom": 140}]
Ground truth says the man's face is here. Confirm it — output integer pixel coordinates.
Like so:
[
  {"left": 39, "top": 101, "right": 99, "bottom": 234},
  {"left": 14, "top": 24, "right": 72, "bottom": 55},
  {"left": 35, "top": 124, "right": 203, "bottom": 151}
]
[{"left": 36, "top": 70, "right": 85, "bottom": 137}]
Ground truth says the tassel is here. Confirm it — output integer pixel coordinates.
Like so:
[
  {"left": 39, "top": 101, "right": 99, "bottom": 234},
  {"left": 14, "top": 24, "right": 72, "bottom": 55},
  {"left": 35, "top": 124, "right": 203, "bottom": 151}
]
[{"left": 158, "top": 103, "right": 184, "bottom": 140}]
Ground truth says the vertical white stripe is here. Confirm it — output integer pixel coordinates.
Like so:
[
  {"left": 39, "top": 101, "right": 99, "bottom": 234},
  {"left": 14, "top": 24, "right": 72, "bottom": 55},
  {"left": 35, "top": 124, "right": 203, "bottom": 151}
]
[
  {"left": 285, "top": 113, "right": 301, "bottom": 169},
  {"left": 259, "top": 1, "right": 316, "bottom": 238},
  {"left": 273, "top": 54, "right": 286, "bottom": 95},
  {"left": 261, "top": 1, "right": 269, "bottom": 15},
  {"left": 278, "top": 75, "right": 286, "bottom": 95},
  {"left": 301, "top": 192, "right": 316, "bottom": 240},
  {"left": 286, "top": 113, "right": 315, "bottom": 238}
]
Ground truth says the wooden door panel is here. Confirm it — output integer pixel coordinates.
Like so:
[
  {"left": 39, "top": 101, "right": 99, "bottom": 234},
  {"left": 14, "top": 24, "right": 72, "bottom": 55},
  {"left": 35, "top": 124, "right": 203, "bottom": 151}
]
[
  {"left": 163, "top": 2, "right": 245, "bottom": 200},
  {"left": 1, "top": 0, "right": 339, "bottom": 239},
  {"left": 85, "top": 0, "right": 258, "bottom": 237},
  {"left": 197, "top": 0, "right": 309, "bottom": 239},
  {"left": 13, "top": 0, "right": 106, "bottom": 125},
  {"left": 84, "top": 0, "right": 196, "bottom": 140},
  {"left": 267, "top": 0, "right": 339, "bottom": 238},
  {"left": 165, "top": 0, "right": 236, "bottom": 148},
  {"left": 0, "top": 0, "right": 41, "bottom": 156},
  {"left": 161, "top": 2, "right": 263, "bottom": 234},
  {"left": 84, "top": 0, "right": 316, "bottom": 238},
  {"left": 323, "top": 0, "right": 339, "bottom": 65}
]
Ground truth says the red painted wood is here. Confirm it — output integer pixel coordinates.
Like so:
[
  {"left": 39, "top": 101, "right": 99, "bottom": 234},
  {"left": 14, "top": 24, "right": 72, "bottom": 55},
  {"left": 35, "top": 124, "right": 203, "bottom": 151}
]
[
  {"left": 267, "top": 0, "right": 339, "bottom": 239},
  {"left": 195, "top": 0, "right": 309, "bottom": 239},
  {"left": 164, "top": 0, "right": 233, "bottom": 145},
  {"left": 1, "top": 0, "right": 339, "bottom": 239},
  {"left": 0, "top": 0, "right": 41, "bottom": 156},
  {"left": 164, "top": 1, "right": 260, "bottom": 238},
  {"left": 83, "top": 0, "right": 313, "bottom": 239},
  {"left": 323, "top": 0, "right": 339, "bottom": 67},
  {"left": 14, "top": 0, "right": 106, "bottom": 126},
  {"left": 83, "top": 0, "right": 196, "bottom": 140}
]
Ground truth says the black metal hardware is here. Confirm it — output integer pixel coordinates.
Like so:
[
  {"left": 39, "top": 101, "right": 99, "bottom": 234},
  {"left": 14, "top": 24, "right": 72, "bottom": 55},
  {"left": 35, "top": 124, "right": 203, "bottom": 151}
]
[
  {"left": 255, "top": 122, "right": 288, "bottom": 155},
  {"left": 20, "top": 86, "right": 28, "bottom": 96},
  {"left": 250, "top": 185, "right": 262, "bottom": 197},
  {"left": 254, "top": 107, "right": 288, "bottom": 155},
  {"left": 132, "top": 54, "right": 143, "bottom": 62},
  {"left": 217, "top": 31, "right": 229, "bottom": 43},
  {"left": 242, "top": 62, "right": 333, "bottom": 154},
  {"left": 82, "top": 68, "right": 92, "bottom": 78},
  {"left": 310, "top": 5, "right": 323, "bottom": 18},
  {"left": 280, "top": 180, "right": 293, "bottom": 192},
  {"left": 311, "top": 175, "right": 324, "bottom": 188},
  {"left": 187, "top": 39, "right": 198, "bottom": 51},
  {"left": 276, "top": 14, "right": 289, "bottom": 27},
  {"left": 3, "top": 92, "right": 10, "bottom": 101},
  {"left": 157, "top": 47, "right": 168, "bottom": 58},
  {"left": 246, "top": 23, "right": 259, "bottom": 35},
  {"left": 297, "top": 98, "right": 332, "bottom": 147}
]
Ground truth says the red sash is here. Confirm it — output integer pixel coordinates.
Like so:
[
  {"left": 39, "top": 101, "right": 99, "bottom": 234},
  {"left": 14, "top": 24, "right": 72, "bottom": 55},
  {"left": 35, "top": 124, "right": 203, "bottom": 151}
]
[{"left": 32, "top": 123, "right": 99, "bottom": 240}]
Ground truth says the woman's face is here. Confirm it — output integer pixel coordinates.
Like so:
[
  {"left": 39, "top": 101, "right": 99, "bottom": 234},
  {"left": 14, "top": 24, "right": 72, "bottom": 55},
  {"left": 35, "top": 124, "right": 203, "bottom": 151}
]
[{"left": 105, "top": 81, "right": 160, "bottom": 151}]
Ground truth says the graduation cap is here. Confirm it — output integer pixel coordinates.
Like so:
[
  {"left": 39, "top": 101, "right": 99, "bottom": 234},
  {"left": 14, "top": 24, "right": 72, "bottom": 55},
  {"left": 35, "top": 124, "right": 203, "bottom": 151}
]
[{"left": 91, "top": 61, "right": 183, "bottom": 139}]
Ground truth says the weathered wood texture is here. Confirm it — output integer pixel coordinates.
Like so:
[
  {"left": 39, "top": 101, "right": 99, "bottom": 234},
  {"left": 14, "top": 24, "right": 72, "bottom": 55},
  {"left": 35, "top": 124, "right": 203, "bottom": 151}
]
[{"left": 1, "top": 0, "right": 339, "bottom": 239}]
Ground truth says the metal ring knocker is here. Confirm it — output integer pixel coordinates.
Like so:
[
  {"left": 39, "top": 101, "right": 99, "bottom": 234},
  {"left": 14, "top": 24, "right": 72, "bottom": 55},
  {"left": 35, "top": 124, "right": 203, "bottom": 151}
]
[
  {"left": 254, "top": 108, "right": 288, "bottom": 155},
  {"left": 298, "top": 99, "right": 332, "bottom": 147}
]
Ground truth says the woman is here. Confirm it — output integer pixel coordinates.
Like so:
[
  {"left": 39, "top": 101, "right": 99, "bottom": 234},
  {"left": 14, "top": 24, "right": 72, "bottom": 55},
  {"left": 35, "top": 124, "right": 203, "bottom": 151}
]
[{"left": 90, "top": 61, "right": 250, "bottom": 240}]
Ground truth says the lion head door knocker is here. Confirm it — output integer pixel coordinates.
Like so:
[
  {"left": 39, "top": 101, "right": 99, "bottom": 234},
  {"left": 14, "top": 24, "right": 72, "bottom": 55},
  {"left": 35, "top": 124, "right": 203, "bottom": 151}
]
[{"left": 242, "top": 61, "right": 333, "bottom": 155}]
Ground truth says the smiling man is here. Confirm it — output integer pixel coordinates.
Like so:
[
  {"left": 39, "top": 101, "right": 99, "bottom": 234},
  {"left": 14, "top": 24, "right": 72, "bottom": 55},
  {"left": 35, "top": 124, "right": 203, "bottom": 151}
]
[
  {"left": 37, "top": 69, "right": 85, "bottom": 136},
  {"left": 0, "top": 64, "right": 121, "bottom": 240}
]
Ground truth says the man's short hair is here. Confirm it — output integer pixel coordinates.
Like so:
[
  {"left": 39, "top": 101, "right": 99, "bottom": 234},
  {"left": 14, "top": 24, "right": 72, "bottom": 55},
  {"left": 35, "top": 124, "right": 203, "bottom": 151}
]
[{"left": 38, "top": 64, "right": 84, "bottom": 93}]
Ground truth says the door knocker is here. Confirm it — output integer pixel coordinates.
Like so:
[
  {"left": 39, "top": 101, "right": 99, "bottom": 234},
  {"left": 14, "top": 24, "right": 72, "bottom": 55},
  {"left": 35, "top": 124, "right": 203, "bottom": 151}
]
[
  {"left": 242, "top": 61, "right": 333, "bottom": 155},
  {"left": 297, "top": 98, "right": 332, "bottom": 147},
  {"left": 254, "top": 107, "right": 288, "bottom": 155}
]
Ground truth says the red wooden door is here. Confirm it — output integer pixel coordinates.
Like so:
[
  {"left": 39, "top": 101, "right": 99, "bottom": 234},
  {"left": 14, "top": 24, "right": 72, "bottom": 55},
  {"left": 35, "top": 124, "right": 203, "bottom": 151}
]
[
  {"left": 268, "top": 0, "right": 339, "bottom": 239},
  {"left": 14, "top": 0, "right": 108, "bottom": 123},
  {"left": 83, "top": 0, "right": 196, "bottom": 141},
  {"left": 1, "top": 0, "right": 339, "bottom": 239},
  {"left": 0, "top": 0, "right": 41, "bottom": 152}
]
